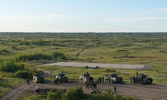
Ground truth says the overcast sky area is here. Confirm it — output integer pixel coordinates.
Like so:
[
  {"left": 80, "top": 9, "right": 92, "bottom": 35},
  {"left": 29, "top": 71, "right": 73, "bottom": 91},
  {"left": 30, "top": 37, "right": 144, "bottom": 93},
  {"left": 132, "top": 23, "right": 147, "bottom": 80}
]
[{"left": 0, "top": 0, "right": 167, "bottom": 32}]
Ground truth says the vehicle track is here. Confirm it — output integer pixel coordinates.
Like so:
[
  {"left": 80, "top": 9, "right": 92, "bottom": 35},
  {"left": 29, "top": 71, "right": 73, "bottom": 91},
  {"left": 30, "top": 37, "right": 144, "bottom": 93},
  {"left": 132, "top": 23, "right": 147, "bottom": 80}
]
[{"left": 1, "top": 82, "right": 167, "bottom": 100}]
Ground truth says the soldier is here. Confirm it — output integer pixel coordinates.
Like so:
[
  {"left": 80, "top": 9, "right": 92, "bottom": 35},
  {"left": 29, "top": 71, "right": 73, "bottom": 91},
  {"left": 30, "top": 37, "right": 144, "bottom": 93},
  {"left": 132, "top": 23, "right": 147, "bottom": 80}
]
[
  {"left": 99, "top": 77, "right": 101, "bottom": 83},
  {"left": 35, "top": 85, "right": 38, "bottom": 92},
  {"left": 136, "top": 72, "right": 138, "bottom": 77},
  {"left": 86, "top": 72, "right": 89, "bottom": 77},
  {"left": 108, "top": 78, "right": 111, "bottom": 84},
  {"left": 102, "top": 77, "right": 104, "bottom": 83},
  {"left": 27, "top": 79, "right": 29, "bottom": 85},
  {"left": 97, "top": 77, "right": 100, "bottom": 84},
  {"left": 114, "top": 86, "right": 117, "bottom": 94}
]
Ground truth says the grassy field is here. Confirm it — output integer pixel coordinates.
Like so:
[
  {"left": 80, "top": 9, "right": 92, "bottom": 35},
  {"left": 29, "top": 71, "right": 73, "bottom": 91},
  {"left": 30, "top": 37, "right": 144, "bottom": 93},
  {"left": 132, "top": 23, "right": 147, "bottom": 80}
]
[
  {"left": 0, "top": 71, "right": 25, "bottom": 96},
  {"left": 39, "top": 65, "right": 167, "bottom": 84},
  {"left": 0, "top": 33, "right": 167, "bottom": 98}
]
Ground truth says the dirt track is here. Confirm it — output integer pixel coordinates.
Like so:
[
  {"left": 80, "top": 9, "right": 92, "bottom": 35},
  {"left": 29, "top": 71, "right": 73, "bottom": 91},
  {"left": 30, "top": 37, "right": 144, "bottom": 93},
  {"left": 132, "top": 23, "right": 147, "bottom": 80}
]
[
  {"left": 36, "top": 83, "right": 167, "bottom": 100},
  {"left": 0, "top": 82, "right": 35, "bottom": 100},
  {"left": 1, "top": 82, "right": 167, "bottom": 100},
  {"left": 45, "top": 62, "right": 152, "bottom": 69}
]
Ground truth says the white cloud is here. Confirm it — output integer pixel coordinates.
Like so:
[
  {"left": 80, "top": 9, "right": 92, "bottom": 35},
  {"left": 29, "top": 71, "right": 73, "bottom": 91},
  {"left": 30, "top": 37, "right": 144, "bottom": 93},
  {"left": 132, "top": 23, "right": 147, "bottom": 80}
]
[
  {"left": 0, "top": 14, "right": 84, "bottom": 20},
  {"left": 107, "top": 17, "right": 167, "bottom": 22},
  {"left": 158, "top": 8, "right": 167, "bottom": 11}
]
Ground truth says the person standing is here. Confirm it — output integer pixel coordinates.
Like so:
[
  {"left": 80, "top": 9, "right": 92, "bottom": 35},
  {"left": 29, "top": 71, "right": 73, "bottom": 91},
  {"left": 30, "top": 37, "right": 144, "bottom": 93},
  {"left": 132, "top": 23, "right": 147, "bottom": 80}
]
[{"left": 114, "top": 86, "right": 117, "bottom": 94}]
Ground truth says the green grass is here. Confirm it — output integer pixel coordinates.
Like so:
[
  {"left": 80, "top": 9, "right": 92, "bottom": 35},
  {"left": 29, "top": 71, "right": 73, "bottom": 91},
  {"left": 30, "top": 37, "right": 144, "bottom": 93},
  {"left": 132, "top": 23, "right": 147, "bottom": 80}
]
[
  {"left": 1, "top": 33, "right": 167, "bottom": 98},
  {"left": 0, "top": 77, "right": 25, "bottom": 97},
  {"left": 40, "top": 64, "right": 167, "bottom": 84}
]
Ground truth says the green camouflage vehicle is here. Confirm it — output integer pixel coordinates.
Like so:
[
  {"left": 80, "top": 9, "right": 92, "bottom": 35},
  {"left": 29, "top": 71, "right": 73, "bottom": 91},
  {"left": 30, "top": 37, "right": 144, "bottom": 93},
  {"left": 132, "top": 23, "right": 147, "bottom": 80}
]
[
  {"left": 130, "top": 73, "right": 153, "bottom": 84},
  {"left": 54, "top": 72, "right": 68, "bottom": 84},
  {"left": 33, "top": 71, "right": 45, "bottom": 83},
  {"left": 106, "top": 73, "right": 124, "bottom": 84},
  {"left": 79, "top": 72, "right": 97, "bottom": 89}
]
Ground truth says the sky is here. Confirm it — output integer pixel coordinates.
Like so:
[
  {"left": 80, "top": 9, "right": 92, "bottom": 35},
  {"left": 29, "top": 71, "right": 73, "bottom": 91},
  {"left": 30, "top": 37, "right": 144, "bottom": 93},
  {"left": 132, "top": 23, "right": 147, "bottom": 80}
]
[{"left": 0, "top": 0, "right": 167, "bottom": 32}]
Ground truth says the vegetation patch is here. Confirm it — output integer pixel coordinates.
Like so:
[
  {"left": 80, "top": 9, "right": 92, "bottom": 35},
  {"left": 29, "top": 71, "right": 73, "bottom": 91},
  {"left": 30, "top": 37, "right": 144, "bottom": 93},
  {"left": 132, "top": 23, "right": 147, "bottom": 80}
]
[
  {"left": 0, "top": 60, "right": 24, "bottom": 72},
  {"left": 24, "top": 87, "right": 138, "bottom": 100}
]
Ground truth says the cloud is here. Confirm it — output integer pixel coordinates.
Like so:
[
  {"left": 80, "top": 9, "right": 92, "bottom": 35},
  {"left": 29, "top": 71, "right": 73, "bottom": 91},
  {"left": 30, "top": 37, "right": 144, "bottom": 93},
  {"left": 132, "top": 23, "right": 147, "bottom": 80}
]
[
  {"left": 0, "top": 14, "right": 84, "bottom": 20},
  {"left": 158, "top": 8, "right": 167, "bottom": 11},
  {"left": 107, "top": 17, "right": 167, "bottom": 22}
]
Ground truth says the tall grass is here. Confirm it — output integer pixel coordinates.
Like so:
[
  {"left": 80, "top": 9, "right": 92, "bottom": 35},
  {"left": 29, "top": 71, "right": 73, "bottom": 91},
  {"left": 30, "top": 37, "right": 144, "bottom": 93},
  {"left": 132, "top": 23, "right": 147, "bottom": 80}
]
[
  {"left": 15, "top": 52, "right": 66, "bottom": 62},
  {"left": 0, "top": 59, "right": 24, "bottom": 72},
  {"left": 15, "top": 53, "right": 52, "bottom": 62}
]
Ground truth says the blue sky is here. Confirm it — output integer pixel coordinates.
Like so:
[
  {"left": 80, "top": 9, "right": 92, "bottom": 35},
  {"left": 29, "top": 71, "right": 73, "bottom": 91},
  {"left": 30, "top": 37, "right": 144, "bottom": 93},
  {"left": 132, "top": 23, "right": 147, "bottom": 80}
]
[{"left": 0, "top": 0, "right": 167, "bottom": 32}]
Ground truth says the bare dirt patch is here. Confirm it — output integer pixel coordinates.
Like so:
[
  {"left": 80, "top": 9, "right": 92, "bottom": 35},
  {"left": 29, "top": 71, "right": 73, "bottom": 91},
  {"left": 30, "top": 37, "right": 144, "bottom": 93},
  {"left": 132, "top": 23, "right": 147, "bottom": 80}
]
[
  {"left": 45, "top": 62, "right": 151, "bottom": 69},
  {"left": 1, "top": 82, "right": 167, "bottom": 100}
]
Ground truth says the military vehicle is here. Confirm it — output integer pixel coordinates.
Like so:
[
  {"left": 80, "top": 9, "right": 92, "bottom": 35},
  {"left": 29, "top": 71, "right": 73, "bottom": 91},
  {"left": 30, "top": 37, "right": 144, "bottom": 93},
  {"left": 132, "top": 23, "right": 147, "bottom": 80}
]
[
  {"left": 79, "top": 72, "right": 90, "bottom": 82},
  {"left": 54, "top": 72, "right": 68, "bottom": 84},
  {"left": 33, "top": 71, "right": 45, "bottom": 83},
  {"left": 33, "top": 76, "right": 45, "bottom": 83},
  {"left": 79, "top": 72, "right": 97, "bottom": 89},
  {"left": 131, "top": 73, "right": 153, "bottom": 84},
  {"left": 106, "top": 73, "right": 124, "bottom": 84},
  {"left": 85, "top": 76, "right": 97, "bottom": 89}
]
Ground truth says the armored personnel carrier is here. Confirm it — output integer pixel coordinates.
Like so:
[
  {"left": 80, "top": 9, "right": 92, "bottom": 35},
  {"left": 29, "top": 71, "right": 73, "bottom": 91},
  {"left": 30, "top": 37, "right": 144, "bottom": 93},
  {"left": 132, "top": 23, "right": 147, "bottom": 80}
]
[
  {"left": 79, "top": 72, "right": 97, "bottom": 89},
  {"left": 106, "top": 73, "right": 124, "bottom": 84},
  {"left": 54, "top": 72, "right": 68, "bottom": 84},
  {"left": 33, "top": 71, "right": 45, "bottom": 83},
  {"left": 130, "top": 73, "right": 153, "bottom": 84}
]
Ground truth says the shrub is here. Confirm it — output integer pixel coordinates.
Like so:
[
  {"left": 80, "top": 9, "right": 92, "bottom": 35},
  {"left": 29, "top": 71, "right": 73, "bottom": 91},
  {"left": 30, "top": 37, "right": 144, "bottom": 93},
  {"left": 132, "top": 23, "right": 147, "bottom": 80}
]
[
  {"left": 52, "top": 52, "right": 67, "bottom": 60},
  {"left": 15, "top": 52, "right": 67, "bottom": 62},
  {"left": 105, "top": 69, "right": 116, "bottom": 72},
  {"left": 0, "top": 49, "right": 9, "bottom": 54},
  {"left": 15, "top": 70, "right": 33, "bottom": 79},
  {"left": 62, "top": 86, "right": 84, "bottom": 100},
  {"left": 0, "top": 60, "right": 24, "bottom": 72},
  {"left": 15, "top": 53, "right": 52, "bottom": 62},
  {"left": 47, "top": 89, "right": 61, "bottom": 100}
]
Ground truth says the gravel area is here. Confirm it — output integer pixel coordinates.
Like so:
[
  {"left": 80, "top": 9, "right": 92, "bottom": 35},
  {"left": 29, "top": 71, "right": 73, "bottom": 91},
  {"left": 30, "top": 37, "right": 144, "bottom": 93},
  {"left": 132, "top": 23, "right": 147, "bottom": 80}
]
[{"left": 45, "top": 62, "right": 152, "bottom": 69}]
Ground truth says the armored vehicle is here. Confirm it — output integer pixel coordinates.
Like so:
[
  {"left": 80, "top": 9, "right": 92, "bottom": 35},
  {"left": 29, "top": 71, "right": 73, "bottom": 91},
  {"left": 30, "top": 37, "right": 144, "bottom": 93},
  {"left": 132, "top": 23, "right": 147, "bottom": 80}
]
[
  {"left": 106, "top": 73, "right": 124, "bottom": 84},
  {"left": 54, "top": 72, "right": 68, "bottom": 84},
  {"left": 79, "top": 72, "right": 97, "bottom": 89},
  {"left": 33, "top": 71, "right": 45, "bottom": 83},
  {"left": 79, "top": 72, "right": 90, "bottom": 82},
  {"left": 33, "top": 76, "right": 45, "bottom": 83},
  {"left": 130, "top": 73, "right": 153, "bottom": 84}
]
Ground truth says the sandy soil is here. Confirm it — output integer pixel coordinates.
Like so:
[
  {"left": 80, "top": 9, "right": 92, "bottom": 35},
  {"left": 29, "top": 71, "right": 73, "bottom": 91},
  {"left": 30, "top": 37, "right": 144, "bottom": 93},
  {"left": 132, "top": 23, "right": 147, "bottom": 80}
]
[{"left": 45, "top": 62, "right": 152, "bottom": 69}]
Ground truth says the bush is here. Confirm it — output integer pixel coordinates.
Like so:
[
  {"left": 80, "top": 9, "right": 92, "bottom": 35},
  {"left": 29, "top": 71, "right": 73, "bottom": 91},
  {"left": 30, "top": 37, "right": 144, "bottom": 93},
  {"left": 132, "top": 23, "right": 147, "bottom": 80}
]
[
  {"left": 15, "top": 70, "right": 33, "bottom": 79},
  {"left": 52, "top": 52, "right": 67, "bottom": 60},
  {"left": 15, "top": 53, "right": 52, "bottom": 62},
  {"left": 15, "top": 52, "right": 67, "bottom": 62},
  {"left": 47, "top": 89, "right": 61, "bottom": 100},
  {"left": 62, "top": 86, "right": 84, "bottom": 100},
  {"left": 0, "top": 60, "right": 24, "bottom": 72},
  {"left": 105, "top": 69, "right": 116, "bottom": 72},
  {"left": 0, "top": 49, "right": 9, "bottom": 54}
]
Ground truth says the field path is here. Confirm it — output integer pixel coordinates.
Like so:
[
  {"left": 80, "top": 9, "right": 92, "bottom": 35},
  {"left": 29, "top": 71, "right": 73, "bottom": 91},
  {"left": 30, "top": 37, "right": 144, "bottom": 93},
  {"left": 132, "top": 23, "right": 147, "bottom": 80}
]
[
  {"left": 34, "top": 83, "right": 167, "bottom": 100},
  {"left": 76, "top": 49, "right": 85, "bottom": 59},
  {"left": 45, "top": 62, "right": 152, "bottom": 69},
  {"left": 0, "top": 82, "right": 35, "bottom": 100},
  {"left": 0, "top": 68, "right": 49, "bottom": 100}
]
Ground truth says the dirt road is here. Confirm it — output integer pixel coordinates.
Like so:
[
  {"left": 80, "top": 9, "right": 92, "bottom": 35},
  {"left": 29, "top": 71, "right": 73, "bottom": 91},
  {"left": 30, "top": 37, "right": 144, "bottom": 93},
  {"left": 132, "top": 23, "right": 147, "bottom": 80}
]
[
  {"left": 37, "top": 83, "right": 167, "bottom": 100},
  {"left": 45, "top": 62, "right": 152, "bottom": 69},
  {"left": 1, "top": 82, "right": 167, "bottom": 100},
  {"left": 0, "top": 82, "right": 35, "bottom": 100}
]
